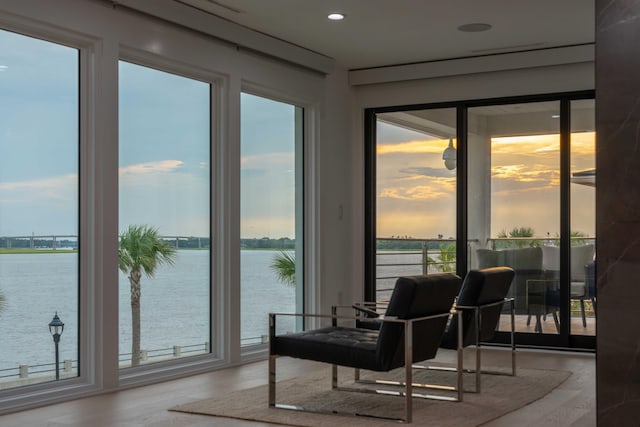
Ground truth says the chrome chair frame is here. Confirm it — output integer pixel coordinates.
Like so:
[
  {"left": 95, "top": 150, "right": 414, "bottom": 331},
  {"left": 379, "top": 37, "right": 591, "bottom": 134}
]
[
  {"left": 268, "top": 310, "right": 463, "bottom": 423},
  {"left": 423, "top": 297, "right": 516, "bottom": 393},
  {"left": 351, "top": 297, "right": 516, "bottom": 394}
]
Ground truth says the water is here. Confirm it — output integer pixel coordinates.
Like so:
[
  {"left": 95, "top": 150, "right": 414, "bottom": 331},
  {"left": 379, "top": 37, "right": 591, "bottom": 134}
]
[{"left": 0, "top": 250, "right": 296, "bottom": 372}]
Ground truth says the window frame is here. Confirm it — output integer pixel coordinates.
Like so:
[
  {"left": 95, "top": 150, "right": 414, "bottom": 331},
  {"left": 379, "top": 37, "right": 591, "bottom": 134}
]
[{"left": 116, "top": 48, "right": 226, "bottom": 383}]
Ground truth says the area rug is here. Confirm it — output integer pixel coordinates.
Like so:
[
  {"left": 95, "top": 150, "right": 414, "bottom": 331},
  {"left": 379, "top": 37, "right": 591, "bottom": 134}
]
[{"left": 170, "top": 366, "right": 571, "bottom": 426}]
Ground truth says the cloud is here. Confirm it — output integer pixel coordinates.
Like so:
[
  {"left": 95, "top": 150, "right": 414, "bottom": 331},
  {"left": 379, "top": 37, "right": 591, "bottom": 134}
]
[
  {"left": 379, "top": 185, "right": 448, "bottom": 201},
  {"left": 0, "top": 173, "right": 77, "bottom": 203},
  {"left": 377, "top": 139, "right": 448, "bottom": 155},
  {"left": 399, "top": 166, "right": 455, "bottom": 178},
  {"left": 119, "top": 160, "right": 184, "bottom": 176}
]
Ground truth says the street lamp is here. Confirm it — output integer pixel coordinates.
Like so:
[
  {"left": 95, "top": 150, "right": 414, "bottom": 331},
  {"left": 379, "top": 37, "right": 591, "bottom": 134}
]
[{"left": 48, "top": 312, "right": 64, "bottom": 380}]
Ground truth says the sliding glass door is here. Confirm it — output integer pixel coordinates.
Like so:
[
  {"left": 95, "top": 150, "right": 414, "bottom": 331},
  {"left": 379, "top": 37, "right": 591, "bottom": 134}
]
[
  {"left": 569, "top": 99, "right": 596, "bottom": 337},
  {"left": 468, "top": 101, "right": 562, "bottom": 337},
  {"left": 369, "top": 107, "right": 458, "bottom": 302},
  {"left": 365, "top": 92, "right": 595, "bottom": 349}
]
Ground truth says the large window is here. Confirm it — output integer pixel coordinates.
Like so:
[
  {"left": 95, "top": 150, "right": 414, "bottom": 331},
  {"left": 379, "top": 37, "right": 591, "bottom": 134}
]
[
  {"left": 0, "top": 29, "right": 79, "bottom": 389},
  {"left": 118, "top": 61, "right": 211, "bottom": 367},
  {"left": 240, "top": 92, "right": 303, "bottom": 346}
]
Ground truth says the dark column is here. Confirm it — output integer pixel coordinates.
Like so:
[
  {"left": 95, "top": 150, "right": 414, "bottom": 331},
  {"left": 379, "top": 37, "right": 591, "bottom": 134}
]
[{"left": 596, "top": 0, "right": 640, "bottom": 423}]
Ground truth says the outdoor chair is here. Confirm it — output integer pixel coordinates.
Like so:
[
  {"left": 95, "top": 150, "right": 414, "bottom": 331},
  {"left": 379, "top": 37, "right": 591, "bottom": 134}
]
[
  {"left": 268, "top": 273, "right": 462, "bottom": 423},
  {"left": 539, "top": 244, "right": 595, "bottom": 328},
  {"left": 437, "top": 267, "right": 516, "bottom": 392}
]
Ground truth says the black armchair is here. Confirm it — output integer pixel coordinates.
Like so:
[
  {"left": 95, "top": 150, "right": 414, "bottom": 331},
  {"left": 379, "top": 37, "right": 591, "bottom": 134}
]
[
  {"left": 438, "top": 267, "right": 516, "bottom": 392},
  {"left": 269, "top": 273, "right": 462, "bottom": 423}
]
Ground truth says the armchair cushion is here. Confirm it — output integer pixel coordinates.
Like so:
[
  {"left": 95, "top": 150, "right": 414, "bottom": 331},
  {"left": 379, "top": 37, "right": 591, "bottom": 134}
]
[{"left": 273, "top": 326, "right": 381, "bottom": 371}]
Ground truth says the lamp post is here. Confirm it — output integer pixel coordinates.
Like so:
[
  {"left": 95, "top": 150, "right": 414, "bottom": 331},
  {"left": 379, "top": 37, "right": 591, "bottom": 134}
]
[{"left": 48, "top": 312, "right": 64, "bottom": 380}]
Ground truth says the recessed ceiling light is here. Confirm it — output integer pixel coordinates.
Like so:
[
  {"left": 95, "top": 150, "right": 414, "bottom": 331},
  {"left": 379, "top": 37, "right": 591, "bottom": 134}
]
[
  {"left": 327, "top": 13, "right": 345, "bottom": 21},
  {"left": 551, "top": 114, "right": 560, "bottom": 118},
  {"left": 458, "top": 23, "right": 492, "bottom": 32}
]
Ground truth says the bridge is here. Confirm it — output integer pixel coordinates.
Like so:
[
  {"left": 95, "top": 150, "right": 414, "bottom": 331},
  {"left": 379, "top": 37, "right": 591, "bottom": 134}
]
[{"left": 0, "top": 235, "right": 210, "bottom": 250}]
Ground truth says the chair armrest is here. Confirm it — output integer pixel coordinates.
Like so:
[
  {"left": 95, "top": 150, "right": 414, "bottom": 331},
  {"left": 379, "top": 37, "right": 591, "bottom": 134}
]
[
  {"left": 269, "top": 311, "right": 451, "bottom": 328},
  {"left": 351, "top": 304, "right": 380, "bottom": 318},
  {"left": 455, "top": 297, "right": 514, "bottom": 311}
]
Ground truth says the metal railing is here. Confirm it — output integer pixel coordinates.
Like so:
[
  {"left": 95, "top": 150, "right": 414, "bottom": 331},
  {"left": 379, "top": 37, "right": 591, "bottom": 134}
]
[{"left": 374, "top": 236, "right": 596, "bottom": 299}]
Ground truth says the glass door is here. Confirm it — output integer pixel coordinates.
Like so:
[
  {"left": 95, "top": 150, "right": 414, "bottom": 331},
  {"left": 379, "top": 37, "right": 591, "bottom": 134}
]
[
  {"left": 569, "top": 99, "right": 596, "bottom": 338},
  {"left": 467, "top": 101, "right": 562, "bottom": 337},
  {"left": 369, "top": 108, "right": 458, "bottom": 301}
]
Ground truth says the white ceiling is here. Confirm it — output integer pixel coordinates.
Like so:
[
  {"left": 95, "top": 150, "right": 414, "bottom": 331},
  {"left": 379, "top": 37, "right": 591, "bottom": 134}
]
[{"left": 174, "top": 0, "right": 594, "bottom": 70}]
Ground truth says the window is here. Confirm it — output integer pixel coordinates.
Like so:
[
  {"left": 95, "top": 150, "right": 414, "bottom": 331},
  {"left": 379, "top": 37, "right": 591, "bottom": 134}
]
[
  {"left": 240, "top": 92, "right": 303, "bottom": 346},
  {"left": 0, "top": 29, "right": 79, "bottom": 389},
  {"left": 373, "top": 109, "right": 457, "bottom": 301},
  {"left": 118, "top": 61, "right": 211, "bottom": 367}
]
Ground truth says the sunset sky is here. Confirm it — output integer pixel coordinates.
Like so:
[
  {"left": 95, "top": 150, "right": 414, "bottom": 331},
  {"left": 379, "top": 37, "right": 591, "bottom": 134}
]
[
  {"left": 0, "top": 29, "right": 595, "bottom": 242},
  {"left": 0, "top": 30, "right": 296, "bottom": 239},
  {"left": 376, "top": 121, "right": 595, "bottom": 240}
]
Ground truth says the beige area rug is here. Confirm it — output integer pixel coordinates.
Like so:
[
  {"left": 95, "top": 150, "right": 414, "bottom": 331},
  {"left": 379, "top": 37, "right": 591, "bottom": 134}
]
[{"left": 170, "top": 365, "right": 571, "bottom": 426}]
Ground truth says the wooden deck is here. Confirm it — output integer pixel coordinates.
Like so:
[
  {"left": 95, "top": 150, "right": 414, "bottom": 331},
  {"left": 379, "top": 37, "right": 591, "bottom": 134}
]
[{"left": 499, "top": 313, "right": 595, "bottom": 336}]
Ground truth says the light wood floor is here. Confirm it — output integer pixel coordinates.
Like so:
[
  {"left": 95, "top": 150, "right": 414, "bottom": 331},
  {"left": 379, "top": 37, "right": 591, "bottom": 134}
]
[{"left": 0, "top": 348, "right": 595, "bottom": 427}]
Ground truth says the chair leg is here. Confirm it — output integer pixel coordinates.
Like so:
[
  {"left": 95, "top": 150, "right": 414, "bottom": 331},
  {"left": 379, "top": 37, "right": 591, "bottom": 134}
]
[
  {"left": 580, "top": 299, "right": 587, "bottom": 327},
  {"left": 332, "top": 365, "right": 338, "bottom": 389},
  {"left": 510, "top": 299, "right": 516, "bottom": 376},
  {"left": 457, "top": 310, "right": 464, "bottom": 401},
  {"left": 475, "top": 308, "right": 481, "bottom": 393},
  {"left": 268, "top": 355, "right": 276, "bottom": 407},
  {"left": 404, "top": 322, "right": 413, "bottom": 423},
  {"left": 552, "top": 311, "right": 560, "bottom": 333}
]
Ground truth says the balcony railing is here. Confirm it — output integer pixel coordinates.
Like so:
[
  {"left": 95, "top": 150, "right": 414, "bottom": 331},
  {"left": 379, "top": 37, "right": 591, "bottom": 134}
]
[{"left": 374, "top": 236, "right": 595, "bottom": 300}]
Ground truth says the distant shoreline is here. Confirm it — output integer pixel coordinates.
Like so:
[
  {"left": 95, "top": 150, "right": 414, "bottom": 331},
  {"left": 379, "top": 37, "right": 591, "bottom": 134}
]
[
  {"left": 0, "top": 247, "right": 294, "bottom": 254},
  {"left": 0, "top": 249, "right": 77, "bottom": 254}
]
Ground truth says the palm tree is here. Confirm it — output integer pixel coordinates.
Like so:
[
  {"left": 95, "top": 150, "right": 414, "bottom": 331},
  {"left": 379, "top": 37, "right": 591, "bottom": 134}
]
[
  {"left": 271, "top": 251, "right": 296, "bottom": 287},
  {"left": 118, "top": 225, "right": 177, "bottom": 366},
  {"left": 497, "top": 226, "right": 538, "bottom": 248},
  {"left": 427, "top": 243, "right": 456, "bottom": 272}
]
